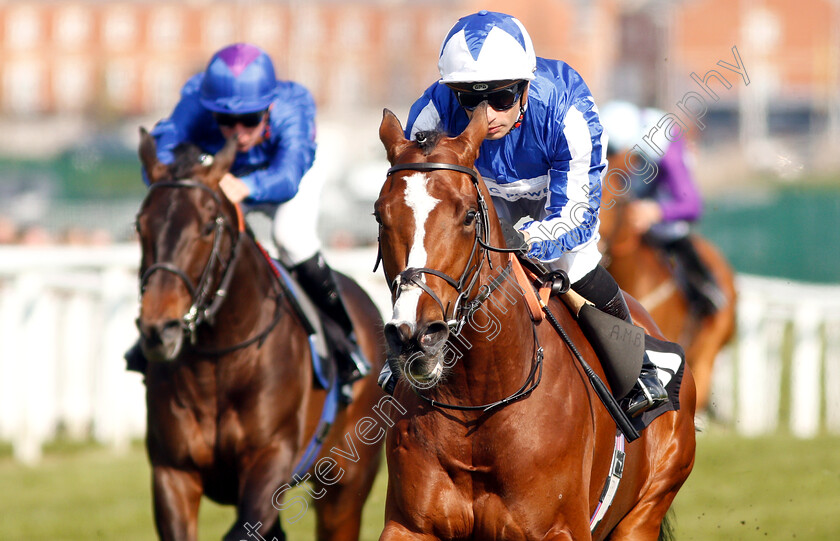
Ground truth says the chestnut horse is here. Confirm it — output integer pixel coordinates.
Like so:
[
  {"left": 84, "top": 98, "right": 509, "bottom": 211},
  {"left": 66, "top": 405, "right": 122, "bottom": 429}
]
[
  {"left": 136, "top": 129, "right": 386, "bottom": 541},
  {"left": 599, "top": 151, "right": 736, "bottom": 412},
  {"left": 374, "top": 105, "right": 696, "bottom": 541}
]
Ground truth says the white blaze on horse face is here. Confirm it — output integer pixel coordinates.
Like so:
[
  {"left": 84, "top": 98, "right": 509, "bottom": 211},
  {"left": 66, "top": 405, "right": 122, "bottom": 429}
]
[{"left": 389, "top": 173, "right": 440, "bottom": 332}]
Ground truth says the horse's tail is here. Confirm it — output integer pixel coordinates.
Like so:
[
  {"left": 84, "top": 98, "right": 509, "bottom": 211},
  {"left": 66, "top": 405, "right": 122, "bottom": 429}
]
[{"left": 658, "top": 508, "right": 676, "bottom": 541}]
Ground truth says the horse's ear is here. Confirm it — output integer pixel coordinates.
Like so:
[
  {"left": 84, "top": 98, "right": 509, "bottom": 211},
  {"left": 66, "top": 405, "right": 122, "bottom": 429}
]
[
  {"left": 138, "top": 127, "right": 169, "bottom": 184},
  {"left": 457, "top": 102, "right": 489, "bottom": 161},
  {"left": 206, "top": 136, "right": 238, "bottom": 185},
  {"left": 379, "top": 109, "right": 411, "bottom": 165}
]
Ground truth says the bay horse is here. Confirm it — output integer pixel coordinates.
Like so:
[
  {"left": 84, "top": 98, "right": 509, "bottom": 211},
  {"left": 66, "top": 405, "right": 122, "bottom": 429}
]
[
  {"left": 136, "top": 129, "right": 386, "bottom": 541},
  {"left": 598, "top": 150, "right": 737, "bottom": 412},
  {"left": 374, "top": 104, "right": 696, "bottom": 541}
]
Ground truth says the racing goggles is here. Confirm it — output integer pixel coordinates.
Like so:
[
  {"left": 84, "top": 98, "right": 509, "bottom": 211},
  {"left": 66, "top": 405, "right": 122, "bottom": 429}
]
[
  {"left": 214, "top": 110, "right": 267, "bottom": 128},
  {"left": 454, "top": 81, "right": 525, "bottom": 112}
]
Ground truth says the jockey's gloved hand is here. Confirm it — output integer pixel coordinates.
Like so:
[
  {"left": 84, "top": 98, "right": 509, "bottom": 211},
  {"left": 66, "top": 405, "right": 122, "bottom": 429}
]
[{"left": 499, "top": 219, "right": 527, "bottom": 250}]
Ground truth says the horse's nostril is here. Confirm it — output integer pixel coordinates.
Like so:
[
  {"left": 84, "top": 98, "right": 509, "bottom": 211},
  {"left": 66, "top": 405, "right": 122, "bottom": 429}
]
[
  {"left": 419, "top": 321, "right": 449, "bottom": 355},
  {"left": 384, "top": 322, "right": 412, "bottom": 355},
  {"left": 139, "top": 319, "right": 181, "bottom": 347},
  {"left": 160, "top": 320, "right": 183, "bottom": 343}
]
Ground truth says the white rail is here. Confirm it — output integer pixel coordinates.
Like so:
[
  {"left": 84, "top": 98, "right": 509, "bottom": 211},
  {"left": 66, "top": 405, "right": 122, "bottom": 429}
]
[
  {"left": 709, "top": 274, "right": 840, "bottom": 437},
  {"left": 0, "top": 244, "right": 142, "bottom": 464},
  {"left": 0, "top": 245, "right": 836, "bottom": 463}
]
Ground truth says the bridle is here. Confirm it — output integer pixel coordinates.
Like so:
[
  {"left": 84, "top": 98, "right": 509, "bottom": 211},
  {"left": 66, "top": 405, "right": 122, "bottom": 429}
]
[
  {"left": 376, "top": 162, "right": 524, "bottom": 335},
  {"left": 138, "top": 179, "right": 245, "bottom": 346},
  {"left": 376, "top": 161, "right": 545, "bottom": 412}
]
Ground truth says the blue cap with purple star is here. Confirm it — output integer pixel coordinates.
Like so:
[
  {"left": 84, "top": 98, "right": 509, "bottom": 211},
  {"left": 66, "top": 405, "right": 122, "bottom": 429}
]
[{"left": 199, "top": 43, "right": 278, "bottom": 114}]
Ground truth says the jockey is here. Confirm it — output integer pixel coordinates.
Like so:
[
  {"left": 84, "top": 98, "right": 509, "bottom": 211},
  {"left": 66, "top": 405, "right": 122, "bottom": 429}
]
[
  {"left": 378, "top": 10, "right": 667, "bottom": 417},
  {"left": 128, "top": 43, "right": 369, "bottom": 392},
  {"left": 599, "top": 100, "right": 727, "bottom": 315}
]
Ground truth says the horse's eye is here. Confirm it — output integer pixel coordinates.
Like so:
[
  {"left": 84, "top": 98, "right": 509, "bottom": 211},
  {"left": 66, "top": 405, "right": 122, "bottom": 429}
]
[
  {"left": 464, "top": 209, "right": 478, "bottom": 226},
  {"left": 373, "top": 211, "right": 382, "bottom": 225}
]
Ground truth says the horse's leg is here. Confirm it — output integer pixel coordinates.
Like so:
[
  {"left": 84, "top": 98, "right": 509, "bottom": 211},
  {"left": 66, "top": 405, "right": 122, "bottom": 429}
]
[
  {"left": 689, "top": 238, "right": 737, "bottom": 413},
  {"left": 224, "top": 520, "right": 286, "bottom": 541},
  {"left": 311, "top": 453, "right": 382, "bottom": 541},
  {"left": 609, "top": 382, "right": 696, "bottom": 541},
  {"left": 380, "top": 521, "right": 439, "bottom": 541},
  {"left": 222, "top": 447, "right": 295, "bottom": 541},
  {"left": 152, "top": 466, "right": 203, "bottom": 541},
  {"left": 685, "top": 326, "right": 719, "bottom": 412}
]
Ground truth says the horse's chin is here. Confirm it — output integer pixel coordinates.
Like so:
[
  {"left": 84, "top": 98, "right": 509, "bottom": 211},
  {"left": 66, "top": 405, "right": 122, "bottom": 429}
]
[{"left": 400, "top": 351, "right": 445, "bottom": 390}]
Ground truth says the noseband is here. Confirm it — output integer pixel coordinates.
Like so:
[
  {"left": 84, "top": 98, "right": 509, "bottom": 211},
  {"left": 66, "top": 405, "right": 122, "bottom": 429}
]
[{"left": 139, "top": 180, "right": 243, "bottom": 343}]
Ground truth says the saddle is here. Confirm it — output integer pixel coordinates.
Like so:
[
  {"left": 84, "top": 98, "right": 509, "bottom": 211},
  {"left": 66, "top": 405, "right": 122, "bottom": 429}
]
[
  {"left": 576, "top": 304, "right": 685, "bottom": 430},
  {"left": 512, "top": 255, "right": 684, "bottom": 431},
  {"left": 266, "top": 256, "right": 338, "bottom": 390}
]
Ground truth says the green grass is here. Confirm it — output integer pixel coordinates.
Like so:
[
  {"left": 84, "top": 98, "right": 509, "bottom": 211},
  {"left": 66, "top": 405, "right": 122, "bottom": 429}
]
[
  {"left": 0, "top": 429, "right": 838, "bottom": 540},
  {"left": 672, "top": 429, "right": 840, "bottom": 540}
]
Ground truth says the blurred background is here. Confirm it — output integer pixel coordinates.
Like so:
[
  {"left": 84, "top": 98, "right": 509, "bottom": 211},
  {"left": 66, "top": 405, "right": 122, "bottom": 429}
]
[{"left": 0, "top": 0, "right": 838, "bottom": 539}]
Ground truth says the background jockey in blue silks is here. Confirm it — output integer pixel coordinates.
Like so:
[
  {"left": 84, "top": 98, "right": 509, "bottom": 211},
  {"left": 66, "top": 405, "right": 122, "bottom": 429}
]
[
  {"left": 599, "top": 100, "right": 728, "bottom": 315},
  {"left": 378, "top": 10, "right": 668, "bottom": 417},
  {"left": 128, "top": 43, "right": 368, "bottom": 393}
]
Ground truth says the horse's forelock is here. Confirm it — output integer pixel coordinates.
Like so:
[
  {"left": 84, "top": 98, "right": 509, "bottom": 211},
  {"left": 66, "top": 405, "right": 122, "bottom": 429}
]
[
  {"left": 169, "top": 143, "right": 206, "bottom": 180},
  {"left": 414, "top": 130, "right": 444, "bottom": 156}
]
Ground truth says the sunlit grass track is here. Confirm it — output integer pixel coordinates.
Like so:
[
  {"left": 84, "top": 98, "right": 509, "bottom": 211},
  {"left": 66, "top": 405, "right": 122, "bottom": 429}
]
[{"left": 1, "top": 428, "right": 838, "bottom": 540}]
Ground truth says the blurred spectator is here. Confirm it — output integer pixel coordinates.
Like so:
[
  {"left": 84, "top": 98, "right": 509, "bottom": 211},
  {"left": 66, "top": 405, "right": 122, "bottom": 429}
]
[
  {"left": 0, "top": 217, "right": 19, "bottom": 244},
  {"left": 60, "top": 226, "right": 113, "bottom": 246},
  {"left": 18, "top": 224, "right": 54, "bottom": 245}
]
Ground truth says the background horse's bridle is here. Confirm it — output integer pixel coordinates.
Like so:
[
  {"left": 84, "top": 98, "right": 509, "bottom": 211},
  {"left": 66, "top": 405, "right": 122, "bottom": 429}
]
[{"left": 138, "top": 179, "right": 244, "bottom": 344}]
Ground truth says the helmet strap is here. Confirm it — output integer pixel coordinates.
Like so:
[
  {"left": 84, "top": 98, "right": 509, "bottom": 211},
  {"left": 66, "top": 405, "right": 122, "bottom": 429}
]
[
  {"left": 263, "top": 105, "right": 273, "bottom": 140},
  {"left": 511, "top": 104, "right": 526, "bottom": 131}
]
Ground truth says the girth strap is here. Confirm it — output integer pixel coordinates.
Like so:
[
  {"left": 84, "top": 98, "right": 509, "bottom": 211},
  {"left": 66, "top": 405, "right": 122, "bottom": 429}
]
[{"left": 590, "top": 430, "right": 626, "bottom": 531}]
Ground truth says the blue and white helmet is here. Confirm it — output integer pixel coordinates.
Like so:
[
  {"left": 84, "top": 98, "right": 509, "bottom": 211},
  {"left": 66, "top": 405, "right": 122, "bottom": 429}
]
[
  {"left": 199, "top": 43, "right": 278, "bottom": 114},
  {"left": 438, "top": 10, "right": 536, "bottom": 85}
]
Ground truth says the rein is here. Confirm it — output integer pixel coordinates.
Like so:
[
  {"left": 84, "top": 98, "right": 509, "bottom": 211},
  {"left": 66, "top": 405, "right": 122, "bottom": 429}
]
[
  {"left": 414, "top": 323, "right": 544, "bottom": 412},
  {"left": 139, "top": 179, "right": 284, "bottom": 355},
  {"left": 380, "top": 161, "right": 545, "bottom": 412}
]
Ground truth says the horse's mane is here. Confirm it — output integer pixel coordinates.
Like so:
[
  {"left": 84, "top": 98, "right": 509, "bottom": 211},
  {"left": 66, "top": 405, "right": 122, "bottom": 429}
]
[
  {"left": 414, "top": 130, "right": 444, "bottom": 156},
  {"left": 169, "top": 142, "right": 208, "bottom": 180}
]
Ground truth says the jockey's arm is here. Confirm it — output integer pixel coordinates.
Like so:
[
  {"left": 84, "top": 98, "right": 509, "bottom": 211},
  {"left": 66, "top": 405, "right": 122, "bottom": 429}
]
[
  {"left": 237, "top": 90, "right": 317, "bottom": 205},
  {"left": 521, "top": 99, "right": 606, "bottom": 263},
  {"left": 652, "top": 138, "right": 702, "bottom": 223}
]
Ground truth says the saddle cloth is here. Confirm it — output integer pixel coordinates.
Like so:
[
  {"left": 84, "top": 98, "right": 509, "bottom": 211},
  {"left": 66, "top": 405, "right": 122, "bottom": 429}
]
[
  {"left": 255, "top": 242, "right": 336, "bottom": 390},
  {"left": 634, "top": 334, "right": 685, "bottom": 431}
]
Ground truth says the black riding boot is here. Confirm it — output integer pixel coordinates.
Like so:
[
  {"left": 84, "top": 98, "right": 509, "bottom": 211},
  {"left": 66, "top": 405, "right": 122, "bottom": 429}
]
[
  {"left": 292, "top": 253, "right": 370, "bottom": 392},
  {"left": 665, "top": 236, "right": 727, "bottom": 316},
  {"left": 624, "top": 355, "right": 669, "bottom": 417},
  {"left": 573, "top": 265, "right": 668, "bottom": 416}
]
